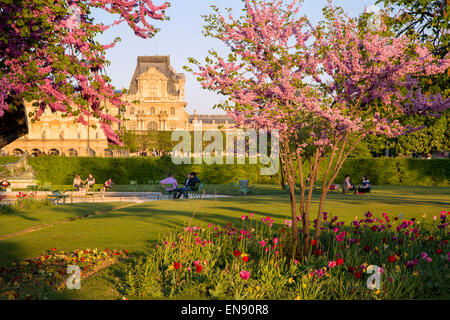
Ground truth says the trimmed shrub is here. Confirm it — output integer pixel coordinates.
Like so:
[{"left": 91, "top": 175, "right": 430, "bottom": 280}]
[{"left": 0, "top": 156, "right": 448, "bottom": 186}]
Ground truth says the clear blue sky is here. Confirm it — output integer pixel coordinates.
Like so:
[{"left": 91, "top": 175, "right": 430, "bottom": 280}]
[{"left": 94, "top": 0, "right": 377, "bottom": 115}]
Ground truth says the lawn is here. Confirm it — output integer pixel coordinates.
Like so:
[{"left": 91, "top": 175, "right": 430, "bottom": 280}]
[{"left": 0, "top": 185, "right": 448, "bottom": 299}]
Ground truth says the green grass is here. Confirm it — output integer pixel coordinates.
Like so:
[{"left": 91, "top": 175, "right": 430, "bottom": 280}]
[
  {"left": 0, "top": 184, "right": 448, "bottom": 299},
  {"left": 0, "top": 202, "right": 131, "bottom": 237}
]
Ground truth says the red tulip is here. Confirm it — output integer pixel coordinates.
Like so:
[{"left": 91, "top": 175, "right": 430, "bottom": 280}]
[
  {"left": 336, "top": 258, "right": 344, "bottom": 266},
  {"left": 388, "top": 255, "right": 396, "bottom": 263},
  {"left": 196, "top": 265, "right": 202, "bottom": 273},
  {"left": 355, "top": 271, "right": 362, "bottom": 279},
  {"left": 233, "top": 250, "right": 241, "bottom": 257},
  {"left": 174, "top": 262, "right": 180, "bottom": 270},
  {"left": 436, "top": 248, "right": 442, "bottom": 254},
  {"left": 242, "top": 256, "right": 249, "bottom": 262}
]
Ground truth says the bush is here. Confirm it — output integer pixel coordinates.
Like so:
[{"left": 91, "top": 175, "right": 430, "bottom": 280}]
[{"left": 0, "top": 156, "right": 448, "bottom": 186}]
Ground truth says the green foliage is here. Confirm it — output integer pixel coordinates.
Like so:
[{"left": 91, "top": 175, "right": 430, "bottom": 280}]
[
  {"left": 0, "top": 156, "right": 448, "bottom": 186},
  {"left": 14, "top": 193, "right": 53, "bottom": 210},
  {"left": 337, "top": 158, "right": 450, "bottom": 186}
]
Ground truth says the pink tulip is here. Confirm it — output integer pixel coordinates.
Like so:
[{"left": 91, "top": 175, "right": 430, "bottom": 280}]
[{"left": 239, "top": 270, "right": 250, "bottom": 280}]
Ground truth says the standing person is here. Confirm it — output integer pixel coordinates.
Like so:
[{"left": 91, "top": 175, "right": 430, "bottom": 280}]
[
  {"left": 84, "top": 173, "right": 96, "bottom": 192},
  {"left": 358, "top": 175, "right": 371, "bottom": 193},
  {"left": 342, "top": 175, "right": 356, "bottom": 194},
  {"left": 73, "top": 174, "right": 82, "bottom": 191},
  {"left": 160, "top": 172, "right": 178, "bottom": 198}
]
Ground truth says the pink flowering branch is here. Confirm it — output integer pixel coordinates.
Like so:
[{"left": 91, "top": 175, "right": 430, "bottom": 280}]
[
  {"left": 0, "top": 0, "right": 169, "bottom": 145},
  {"left": 190, "top": 0, "right": 450, "bottom": 257}
]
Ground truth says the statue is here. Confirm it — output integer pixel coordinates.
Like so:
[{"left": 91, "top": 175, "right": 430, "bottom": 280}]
[{"left": 0, "top": 152, "right": 36, "bottom": 180}]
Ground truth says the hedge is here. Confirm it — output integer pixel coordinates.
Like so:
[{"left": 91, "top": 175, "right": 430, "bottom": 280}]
[{"left": 0, "top": 156, "right": 448, "bottom": 186}]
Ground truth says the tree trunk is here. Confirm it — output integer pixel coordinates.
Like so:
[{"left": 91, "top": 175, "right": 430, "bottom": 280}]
[{"left": 302, "top": 148, "right": 320, "bottom": 256}]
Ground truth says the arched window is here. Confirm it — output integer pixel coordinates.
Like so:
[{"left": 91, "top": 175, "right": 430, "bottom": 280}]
[
  {"left": 130, "top": 107, "right": 135, "bottom": 115},
  {"left": 13, "top": 149, "right": 24, "bottom": 156},
  {"left": 170, "top": 107, "right": 175, "bottom": 115},
  {"left": 49, "top": 149, "right": 60, "bottom": 156},
  {"left": 31, "top": 149, "right": 41, "bottom": 157},
  {"left": 148, "top": 121, "right": 158, "bottom": 131},
  {"left": 60, "top": 131, "right": 64, "bottom": 140},
  {"left": 42, "top": 130, "right": 47, "bottom": 140},
  {"left": 150, "top": 107, "right": 155, "bottom": 115},
  {"left": 104, "top": 149, "right": 113, "bottom": 157},
  {"left": 68, "top": 148, "right": 78, "bottom": 157}
]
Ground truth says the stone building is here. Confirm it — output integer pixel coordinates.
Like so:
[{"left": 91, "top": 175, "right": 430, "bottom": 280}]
[
  {"left": 0, "top": 104, "right": 110, "bottom": 157},
  {"left": 121, "top": 56, "right": 190, "bottom": 132},
  {"left": 1, "top": 55, "right": 235, "bottom": 157}
]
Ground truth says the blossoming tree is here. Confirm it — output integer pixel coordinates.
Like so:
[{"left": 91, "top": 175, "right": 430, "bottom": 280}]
[
  {"left": 0, "top": 0, "right": 169, "bottom": 146},
  {"left": 189, "top": 0, "right": 450, "bottom": 258}
]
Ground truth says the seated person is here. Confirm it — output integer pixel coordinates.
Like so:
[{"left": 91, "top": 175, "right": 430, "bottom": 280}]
[
  {"left": 176, "top": 172, "right": 200, "bottom": 199},
  {"left": 342, "top": 175, "right": 356, "bottom": 194},
  {"left": 101, "top": 178, "right": 114, "bottom": 192},
  {"left": 358, "top": 175, "right": 371, "bottom": 193},
  {"left": 73, "top": 174, "right": 82, "bottom": 191},
  {"left": 1, "top": 178, "right": 11, "bottom": 191},
  {"left": 84, "top": 173, "right": 95, "bottom": 191},
  {"left": 160, "top": 173, "right": 178, "bottom": 198}
]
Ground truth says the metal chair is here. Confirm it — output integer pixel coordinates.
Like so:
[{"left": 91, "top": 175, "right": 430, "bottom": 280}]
[
  {"left": 129, "top": 181, "right": 137, "bottom": 192},
  {"left": 160, "top": 184, "right": 176, "bottom": 200},
  {"left": 238, "top": 180, "right": 253, "bottom": 196}
]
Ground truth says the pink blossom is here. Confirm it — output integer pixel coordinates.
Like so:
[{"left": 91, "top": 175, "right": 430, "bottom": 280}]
[{"left": 239, "top": 270, "right": 251, "bottom": 280}]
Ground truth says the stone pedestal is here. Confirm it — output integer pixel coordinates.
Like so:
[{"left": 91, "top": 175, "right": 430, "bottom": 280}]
[{"left": 9, "top": 179, "right": 37, "bottom": 189}]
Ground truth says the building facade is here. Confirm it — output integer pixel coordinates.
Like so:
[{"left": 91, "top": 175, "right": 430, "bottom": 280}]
[{"left": 1, "top": 55, "right": 235, "bottom": 157}]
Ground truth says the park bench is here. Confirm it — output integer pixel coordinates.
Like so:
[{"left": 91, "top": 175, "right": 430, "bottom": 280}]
[{"left": 188, "top": 183, "right": 205, "bottom": 199}]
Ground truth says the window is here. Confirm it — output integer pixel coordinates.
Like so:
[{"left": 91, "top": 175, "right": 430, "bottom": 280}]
[
  {"left": 149, "top": 83, "right": 159, "bottom": 97},
  {"left": 42, "top": 130, "right": 47, "bottom": 140},
  {"left": 150, "top": 107, "right": 155, "bottom": 115},
  {"left": 170, "top": 107, "right": 175, "bottom": 115},
  {"left": 130, "top": 107, "right": 135, "bottom": 115},
  {"left": 148, "top": 122, "right": 158, "bottom": 131}
]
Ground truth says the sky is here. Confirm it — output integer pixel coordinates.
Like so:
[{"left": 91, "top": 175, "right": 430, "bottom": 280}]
[{"left": 94, "top": 0, "right": 378, "bottom": 115}]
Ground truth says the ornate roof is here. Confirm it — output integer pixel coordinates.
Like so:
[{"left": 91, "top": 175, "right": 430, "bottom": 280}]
[{"left": 128, "top": 56, "right": 185, "bottom": 96}]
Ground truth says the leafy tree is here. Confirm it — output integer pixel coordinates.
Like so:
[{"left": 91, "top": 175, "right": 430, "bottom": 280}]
[{"left": 189, "top": 0, "right": 450, "bottom": 256}]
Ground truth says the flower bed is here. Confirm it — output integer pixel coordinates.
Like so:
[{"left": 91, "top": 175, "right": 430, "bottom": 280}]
[
  {"left": 0, "top": 248, "right": 128, "bottom": 300},
  {"left": 118, "top": 211, "right": 449, "bottom": 300}
]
